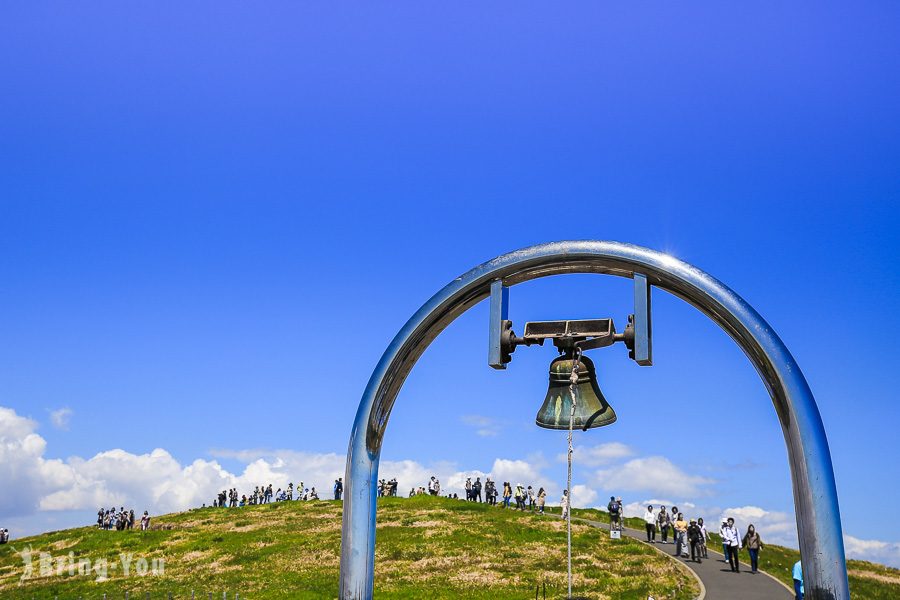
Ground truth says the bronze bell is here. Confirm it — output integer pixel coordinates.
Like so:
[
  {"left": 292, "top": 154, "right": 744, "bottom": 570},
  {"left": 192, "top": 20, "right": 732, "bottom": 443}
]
[{"left": 535, "top": 354, "right": 617, "bottom": 431}]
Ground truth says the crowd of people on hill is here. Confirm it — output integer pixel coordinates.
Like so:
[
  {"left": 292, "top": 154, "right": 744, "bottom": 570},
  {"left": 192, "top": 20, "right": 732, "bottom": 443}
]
[
  {"left": 96, "top": 507, "right": 151, "bottom": 531},
  {"left": 207, "top": 482, "right": 327, "bottom": 508},
  {"left": 377, "top": 478, "right": 399, "bottom": 497},
  {"left": 409, "top": 476, "right": 554, "bottom": 514}
]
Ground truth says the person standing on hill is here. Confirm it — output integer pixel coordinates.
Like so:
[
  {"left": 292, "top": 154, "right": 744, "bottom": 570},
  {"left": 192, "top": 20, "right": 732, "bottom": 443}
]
[
  {"left": 560, "top": 490, "right": 570, "bottom": 520},
  {"left": 644, "top": 505, "right": 657, "bottom": 542},
  {"left": 536, "top": 488, "right": 547, "bottom": 513},
  {"left": 485, "top": 478, "right": 495, "bottom": 505},
  {"left": 473, "top": 477, "right": 483, "bottom": 503},
  {"left": 742, "top": 524, "right": 763, "bottom": 573},
  {"left": 720, "top": 517, "right": 742, "bottom": 572},
  {"left": 140, "top": 511, "right": 151, "bottom": 531},
  {"left": 515, "top": 483, "right": 526, "bottom": 510},
  {"left": 334, "top": 478, "right": 343, "bottom": 501}
]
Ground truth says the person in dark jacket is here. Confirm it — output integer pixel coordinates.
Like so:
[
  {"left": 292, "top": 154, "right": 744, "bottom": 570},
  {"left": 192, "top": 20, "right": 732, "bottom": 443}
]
[{"left": 687, "top": 519, "right": 703, "bottom": 563}]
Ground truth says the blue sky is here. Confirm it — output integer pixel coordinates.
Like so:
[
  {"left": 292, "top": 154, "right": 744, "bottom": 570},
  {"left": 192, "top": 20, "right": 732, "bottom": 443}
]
[{"left": 1, "top": 2, "right": 899, "bottom": 566}]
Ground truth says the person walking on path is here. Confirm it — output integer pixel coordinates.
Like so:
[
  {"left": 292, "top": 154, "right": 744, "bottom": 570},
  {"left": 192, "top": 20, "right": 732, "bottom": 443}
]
[
  {"left": 720, "top": 518, "right": 730, "bottom": 559},
  {"left": 670, "top": 506, "right": 680, "bottom": 543},
  {"left": 720, "top": 517, "right": 742, "bottom": 572},
  {"left": 527, "top": 485, "right": 535, "bottom": 510},
  {"left": 674, "top": 512, "right": 689, "bottom": 558},
  {"left": 334, "top": 478, "right": 343, "bottom": 501},
  {"left": 560, "top": 490, "right": 570, "bottom": 521},
  {"left": 502, "top": 482, "right": 512, "bottom": 509},
  {"left": 687, "top": 519, "right": 703, "bottom": 563},
  {"left": 792, "top": 560, "right": 804, "bottom": 599},
  {"left": 536, "top": 487, "right": 547, "bottom": 513},
  {"left": 644, "top": 505, "right": 657, "bottom": 542},
  {"left": 607, "top": 496, "right": 622, "bottom": 531},
  {"left": 743, "top": 524, "right": 764, "bottom": 573},
  {"left": 697, "top": 517, "right": 709, "bottom": 558},
  {"left": 657, "top": 505, "right": 670, "bottom": 543}
]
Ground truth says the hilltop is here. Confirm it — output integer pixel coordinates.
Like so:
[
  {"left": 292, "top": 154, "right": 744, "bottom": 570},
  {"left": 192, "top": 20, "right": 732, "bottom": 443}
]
[
  {"left": 2, "top": 497, "right": 897, "bottom": 599},
  {"left": 0, "top": 496, "right": 697, "bottom": 599}
]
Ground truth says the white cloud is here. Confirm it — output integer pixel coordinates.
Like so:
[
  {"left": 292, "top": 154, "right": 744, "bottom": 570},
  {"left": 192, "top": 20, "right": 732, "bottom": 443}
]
[
  {"left": 561, "top": 442, "right": 633, "bottom": 467},
  {"left": 49, "top": 407, "right": 73, "bottom": 430},
  {"left": 593, "top": 456, "right": 715, "bottom": 498},
  {"left": 570, "top": 484, "right": 598, "bottom": 508},
  {"left": 459, "top": 415, "right": 500, "bottom": 437},
  {"left": 844, "top": 535, "right": 900, "bottom": 568},
  {"left": 0, "top": 407, "right": 72, "bottom": 517}
]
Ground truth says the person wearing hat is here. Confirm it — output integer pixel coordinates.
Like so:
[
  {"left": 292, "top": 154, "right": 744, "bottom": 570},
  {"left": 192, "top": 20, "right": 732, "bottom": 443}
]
[
  {"left": 687, "top": 519, "right": 703, "bottom": 563},
  {"left": 514, "top": 483, "right": 526, "bottom": 510}
]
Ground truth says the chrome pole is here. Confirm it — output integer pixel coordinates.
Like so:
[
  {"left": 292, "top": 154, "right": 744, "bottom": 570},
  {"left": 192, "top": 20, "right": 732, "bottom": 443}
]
[{"left": 339, "top": 240, "right": 849, "bottom": 600}]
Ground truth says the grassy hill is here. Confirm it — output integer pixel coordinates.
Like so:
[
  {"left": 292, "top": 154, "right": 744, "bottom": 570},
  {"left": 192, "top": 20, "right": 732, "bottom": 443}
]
[
  {"left": 0, "top": 496, "right": 698, "bottom": 600},
  {"left": 561, "top": 508, "right": 900, "bottom": 600}
]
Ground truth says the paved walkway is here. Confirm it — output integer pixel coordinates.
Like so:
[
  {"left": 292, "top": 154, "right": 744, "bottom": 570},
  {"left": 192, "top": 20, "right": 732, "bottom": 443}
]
[{"left": 577, "top": 519, "right": 794, "bottom": 600}]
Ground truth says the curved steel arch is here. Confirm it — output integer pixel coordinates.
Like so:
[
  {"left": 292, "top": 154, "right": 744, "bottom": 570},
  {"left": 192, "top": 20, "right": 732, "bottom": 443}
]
[{"left": 339, "top": 240, "right": 849, "bottom": 600}]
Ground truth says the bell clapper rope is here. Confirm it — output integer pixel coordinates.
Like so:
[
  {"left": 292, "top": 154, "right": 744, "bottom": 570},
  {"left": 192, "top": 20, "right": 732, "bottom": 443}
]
[{"left": 566, "top": 346, "right": 581, "bottom": 599}]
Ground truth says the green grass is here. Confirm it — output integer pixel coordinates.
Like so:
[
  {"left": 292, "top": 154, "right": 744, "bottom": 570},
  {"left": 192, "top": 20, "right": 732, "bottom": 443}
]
[
  {"left": 0, "top": 497, "right": 698, "bottom": 599},
  {"left": 562, "top": 507, "right": 900, "bottom": 600}
]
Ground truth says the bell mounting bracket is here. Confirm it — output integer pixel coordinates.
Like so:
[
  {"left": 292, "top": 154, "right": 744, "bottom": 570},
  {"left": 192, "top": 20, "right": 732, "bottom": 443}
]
[{"left": 488, "top": 274, "right": 653, "bottom": 369}]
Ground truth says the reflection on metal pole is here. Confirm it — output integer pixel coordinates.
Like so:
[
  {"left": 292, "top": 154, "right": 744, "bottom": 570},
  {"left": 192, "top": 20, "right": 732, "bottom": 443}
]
[{"left": 339, "top": 241, "right": 849, "bottom": 600}]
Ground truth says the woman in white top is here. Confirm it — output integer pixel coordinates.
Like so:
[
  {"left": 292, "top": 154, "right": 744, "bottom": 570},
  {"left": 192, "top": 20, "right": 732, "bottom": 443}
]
[{"left": 644, "top": 505, "right": 657, "bottom": 542}]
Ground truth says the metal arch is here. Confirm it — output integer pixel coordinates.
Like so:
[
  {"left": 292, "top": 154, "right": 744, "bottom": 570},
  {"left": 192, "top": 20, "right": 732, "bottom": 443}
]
[{"left": 339, "top": 240, "right": 849, "bottom": 600}]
